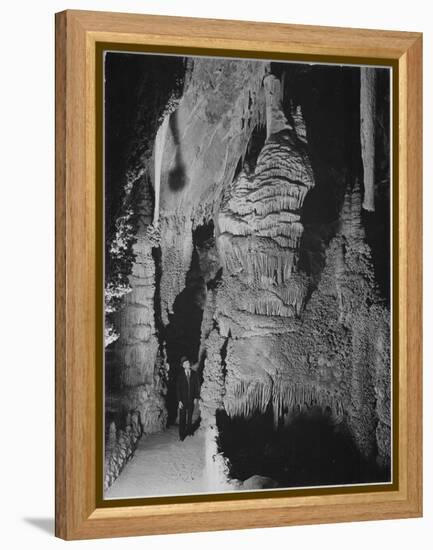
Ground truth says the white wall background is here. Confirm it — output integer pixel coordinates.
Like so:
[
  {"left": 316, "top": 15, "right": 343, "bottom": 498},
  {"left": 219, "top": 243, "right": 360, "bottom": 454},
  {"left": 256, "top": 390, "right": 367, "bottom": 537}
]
[{"left": 0, "top": 0, "right": 430, "bottom": 547}]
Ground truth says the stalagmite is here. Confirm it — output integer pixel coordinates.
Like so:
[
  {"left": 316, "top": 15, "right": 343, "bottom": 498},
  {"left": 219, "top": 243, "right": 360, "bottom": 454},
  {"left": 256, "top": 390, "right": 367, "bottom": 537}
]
[
  {"left": 360, "top": 67, "right": 376, "bottom": 212},
  {"left": 204, "top": 425, "right": 232, "bottom": 492}
]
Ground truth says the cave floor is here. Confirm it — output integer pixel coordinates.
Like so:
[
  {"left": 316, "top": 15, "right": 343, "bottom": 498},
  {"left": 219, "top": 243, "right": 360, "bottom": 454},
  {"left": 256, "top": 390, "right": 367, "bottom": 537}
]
[{"left": 105, "top": 426, "right": 210, "bottom": 498}]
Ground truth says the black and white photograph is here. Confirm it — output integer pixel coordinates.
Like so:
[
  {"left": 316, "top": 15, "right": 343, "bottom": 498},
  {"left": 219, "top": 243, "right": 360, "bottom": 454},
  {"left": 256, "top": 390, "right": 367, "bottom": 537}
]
[{"left": 103, "top": 51, "right": 392, "bottom": 499}]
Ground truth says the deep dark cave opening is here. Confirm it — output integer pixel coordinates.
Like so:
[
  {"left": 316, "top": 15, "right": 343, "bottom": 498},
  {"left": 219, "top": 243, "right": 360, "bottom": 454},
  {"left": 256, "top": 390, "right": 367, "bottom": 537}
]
[
  {"left": 164, "top": 249, "right": 205, "bottom": 424},
  {"left": 163, "top": 220, "right": 219, "bottom": 425},
  {"left": 216, "top": 406, "right": 389, "bottom": 487}
]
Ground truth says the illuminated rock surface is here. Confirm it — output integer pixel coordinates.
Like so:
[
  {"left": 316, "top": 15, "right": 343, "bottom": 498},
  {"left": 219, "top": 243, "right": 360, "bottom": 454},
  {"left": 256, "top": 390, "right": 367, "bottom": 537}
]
[{"left": 105, "top": 57, "right": 391, "bottom": 493}]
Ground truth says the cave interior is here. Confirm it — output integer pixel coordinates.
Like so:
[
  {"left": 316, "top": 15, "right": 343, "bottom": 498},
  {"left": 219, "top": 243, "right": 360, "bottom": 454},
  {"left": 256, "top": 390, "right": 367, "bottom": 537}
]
[{"left": 104, "top": 52, "right": 391, "bottom": 492}]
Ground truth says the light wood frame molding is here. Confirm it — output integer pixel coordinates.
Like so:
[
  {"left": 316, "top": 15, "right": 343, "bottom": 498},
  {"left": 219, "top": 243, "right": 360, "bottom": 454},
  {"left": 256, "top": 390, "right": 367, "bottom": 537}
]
[{"left": 55, "top": 9, "right": 422, "bottom": 540}]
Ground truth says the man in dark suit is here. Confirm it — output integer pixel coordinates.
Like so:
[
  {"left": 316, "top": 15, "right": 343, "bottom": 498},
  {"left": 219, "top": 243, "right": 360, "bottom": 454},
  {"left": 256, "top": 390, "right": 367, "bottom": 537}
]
[{"left": 176, "top": 356, "right": 200, "bottom": 441}]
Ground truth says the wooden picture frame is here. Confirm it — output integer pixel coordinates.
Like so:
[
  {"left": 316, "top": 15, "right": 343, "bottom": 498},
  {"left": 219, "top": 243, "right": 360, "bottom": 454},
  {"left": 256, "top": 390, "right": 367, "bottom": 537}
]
[{"left": 55, "top": 9, "right": 422, "bottom": 540}]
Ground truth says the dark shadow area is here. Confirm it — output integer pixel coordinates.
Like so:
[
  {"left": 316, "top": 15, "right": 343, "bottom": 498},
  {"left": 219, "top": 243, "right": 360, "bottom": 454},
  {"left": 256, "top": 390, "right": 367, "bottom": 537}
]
[
  {"left": 164, "top": 221, "right": 218, "bottom": 424},
  {"left": 167, "top": 110, "right": 188, "bottom": 191},
  {"left": 23, "top": 518, "right": 54, "bottom": 535},
  {"left": 243, "top": 124, "right": 267, "bottom": 174},
  {"left": 287, "top": 65, "right": 363, "bottom": 289},
  {"left": 104, "top": 54, "right": 187, "bottom": 423},
  {"left": 270, "top": 63, "right": 391, "bottom": 304},
  {"left": 152, "top": 245, "right": 166, "bottom": 359},
  {"left": 104, "top": 346, "right": 122, "bottom": 397},
  {"left": 216, "top": 406, "right": 389, "bottom": 487},
  {"left": 164, "top": 250, "right": 205, "bottom": 424},
  {"left": 361, "top": 68, "right": 391, "bottom": 305},
  {"left": 104, "top": 53, "right": 186, "bottom": 241},
  {"left": 230, "top": 123, "right": 266, "bottom": 188}
]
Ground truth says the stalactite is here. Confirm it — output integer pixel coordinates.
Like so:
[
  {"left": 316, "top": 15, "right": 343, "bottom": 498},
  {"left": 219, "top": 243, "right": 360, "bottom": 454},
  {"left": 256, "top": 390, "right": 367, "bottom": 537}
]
[
  {"left": 271, "top": 379, "right": 344, "bottom": 428},
  {"left": 153, "top": 114, "right": 170, "bottom": 226},
  {"left": 222, "top": 377, "right": 344, "bottom": 428},
  {"left": 223, "top": 379, "right": 273, "bottom": 418},
  {"left": 360, "top": 67, "right": 377, "bottom": 212}
]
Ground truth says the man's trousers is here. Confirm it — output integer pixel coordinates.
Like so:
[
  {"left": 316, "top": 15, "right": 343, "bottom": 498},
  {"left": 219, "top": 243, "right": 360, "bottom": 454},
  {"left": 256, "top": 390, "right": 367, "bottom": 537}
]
[{"left": 179, "top": 403, "right": 194, "bottom": 440}]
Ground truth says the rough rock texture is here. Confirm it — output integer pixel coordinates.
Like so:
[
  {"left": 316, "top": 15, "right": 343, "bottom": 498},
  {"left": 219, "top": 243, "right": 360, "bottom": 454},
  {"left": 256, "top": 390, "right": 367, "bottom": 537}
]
[
  {"left": 104, "top": 53, "right": 187, "bottom": 345},
  {"left": 108, "top": 177, "right": 168, "bottom": 435},
  {"left": 241, "top": 474, "right": 279, "bottom": 490},
  {"left": 360, "top": 67, "right": 377, "bottom": 212},
  {"left": 207, "top": 87, "right": 316, "bottom": 429},
  {"left": 106, "top": 57, "right": 391, "bottom": 488},
  {"left": 157, "top": 58, "right": 269, "bottom": 324},
  {"left": 104, "top": 412, "right": 142, "bottom": 491}
]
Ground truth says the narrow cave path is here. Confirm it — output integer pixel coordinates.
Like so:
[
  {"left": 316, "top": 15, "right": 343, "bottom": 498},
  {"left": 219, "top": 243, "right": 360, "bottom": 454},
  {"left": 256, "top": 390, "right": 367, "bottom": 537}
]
[{"left": 105, "top": 426, "right": 209, "bottom": 498}]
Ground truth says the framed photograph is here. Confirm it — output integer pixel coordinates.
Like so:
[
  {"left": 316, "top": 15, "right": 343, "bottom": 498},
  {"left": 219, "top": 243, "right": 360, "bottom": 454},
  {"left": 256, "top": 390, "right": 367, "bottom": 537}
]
[{"left": 55, "top": 10, "right": 422, "bottom": 540}]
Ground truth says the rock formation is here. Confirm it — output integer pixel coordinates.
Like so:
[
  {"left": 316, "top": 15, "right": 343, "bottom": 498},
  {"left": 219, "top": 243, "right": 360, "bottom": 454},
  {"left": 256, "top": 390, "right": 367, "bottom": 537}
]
[
  {"left": 105, "top": 56, "right": 391, "bottom": 490},
  {"left": 360, "top": 67, "right": 377, "bottom": 212}
]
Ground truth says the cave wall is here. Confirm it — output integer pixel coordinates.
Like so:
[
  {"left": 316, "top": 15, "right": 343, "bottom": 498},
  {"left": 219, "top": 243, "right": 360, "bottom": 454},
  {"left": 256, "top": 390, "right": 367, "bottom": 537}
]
[
  {"left": 104, "top": 54, "right": 187, "bottom": 444},
  {"left": 154, "top": 59, "right": 391, "bottom": 471},
  {"left": 108, "top": 176, "right": 168, "bottom": 435},
  {"left": 158, "top": 57, "right": 269, "bottom": 325},
  {"left": 105, "top": 55, "right": 391, "bottom": 486}
]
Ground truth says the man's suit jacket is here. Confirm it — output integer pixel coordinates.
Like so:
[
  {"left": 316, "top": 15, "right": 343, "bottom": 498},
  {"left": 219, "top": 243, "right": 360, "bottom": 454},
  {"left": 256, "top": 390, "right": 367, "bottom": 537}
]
[{"left": 176, "top": 369, "right": 200, "bottom": 407}]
